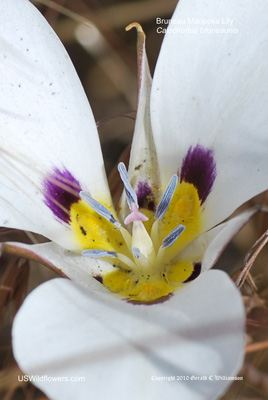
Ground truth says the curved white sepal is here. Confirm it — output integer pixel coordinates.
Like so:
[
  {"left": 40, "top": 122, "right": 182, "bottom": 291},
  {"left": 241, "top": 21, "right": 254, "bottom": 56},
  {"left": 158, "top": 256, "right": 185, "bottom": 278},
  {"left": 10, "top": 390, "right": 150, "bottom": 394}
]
[{"left": 119, "top": 25, "right": 160, "bottom": 221}]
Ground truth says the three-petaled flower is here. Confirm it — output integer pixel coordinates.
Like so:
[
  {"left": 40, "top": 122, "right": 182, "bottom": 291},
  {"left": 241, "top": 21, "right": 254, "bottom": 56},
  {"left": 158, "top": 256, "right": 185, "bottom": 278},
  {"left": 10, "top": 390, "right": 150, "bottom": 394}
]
[{"left": 1, "top": 0, "right": 268, "bottom": 399}]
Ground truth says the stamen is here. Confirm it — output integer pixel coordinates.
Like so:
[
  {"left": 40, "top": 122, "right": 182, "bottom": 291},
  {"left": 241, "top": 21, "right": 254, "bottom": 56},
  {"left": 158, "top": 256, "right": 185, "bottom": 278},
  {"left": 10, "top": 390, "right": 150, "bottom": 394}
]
[
  {"left": 131, "top": 247, "right": 141, "bottom": 258},
  {"left": 131, "top": 245, "right": 153, "bottom": 269},
  {"left": 82, "top": 249, "right": 118, "bottom": 258},
  {"left": 119, "top": 226, "right": 132, "bottom": 248},
  {"left": 150, "top": 219, "right": 160, "bottom": 250},
  {"left": 162, "top": 224, "right": 185, "bottom": 249},
  {"left": 155, "top": 174, "right": 178, "bottom": 220},
  {"left": 80, "top": 191, "right": 121, "bottom": 228},
  {"left": 117, "top": 253, "right": 137, "bottom": 269},
  {"left": 118, "top": 162, "right": 138, "bottom": 208},
  {"left": 82, "top": 249, "right": 136, "bottom": 270}
]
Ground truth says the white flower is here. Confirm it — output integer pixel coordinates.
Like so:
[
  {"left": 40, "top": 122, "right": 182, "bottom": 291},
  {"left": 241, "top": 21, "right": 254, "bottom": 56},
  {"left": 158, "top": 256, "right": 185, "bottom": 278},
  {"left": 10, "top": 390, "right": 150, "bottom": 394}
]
[{"left": 0, "top": 0, "right": 268, "bottom": 399}]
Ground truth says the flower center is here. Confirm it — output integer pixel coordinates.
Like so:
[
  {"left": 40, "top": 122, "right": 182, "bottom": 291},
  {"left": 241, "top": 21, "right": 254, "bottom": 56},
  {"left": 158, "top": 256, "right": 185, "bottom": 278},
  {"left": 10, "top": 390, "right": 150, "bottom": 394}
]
[{"left": 70, "top": 163, "right": 202, "bottom": 303}]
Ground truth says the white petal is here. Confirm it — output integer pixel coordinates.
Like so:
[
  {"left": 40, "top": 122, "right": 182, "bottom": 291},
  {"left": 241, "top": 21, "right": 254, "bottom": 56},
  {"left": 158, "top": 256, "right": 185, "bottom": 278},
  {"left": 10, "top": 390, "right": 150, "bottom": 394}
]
[
  {"left": 13, "top": 271, "right": 245, "bottom": 400},
  {"left": 151, "top": 0, "right": 268, "bottom": 230},
  {"left": 0, "top": 0, "right": 111, "bottom": 248},
  {"left": 178, "top": 208, "right": 257, "bottom": 271},
  {"left": 3, "top": 241, "right": 114, "bottom": 291}
]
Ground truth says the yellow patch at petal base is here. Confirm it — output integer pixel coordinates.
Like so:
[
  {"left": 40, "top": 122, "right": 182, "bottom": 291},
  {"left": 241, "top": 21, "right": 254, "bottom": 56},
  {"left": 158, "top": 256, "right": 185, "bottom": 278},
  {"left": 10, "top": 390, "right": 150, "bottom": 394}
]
[
  {"left": 103, "top": 260, "right": 194, "bottom": 302},
  {"left": 70, "top": 200, "right": 128, "bottom": 254},
  {"left": 160, "top": 182, "right": 202, "bottom": 259}
]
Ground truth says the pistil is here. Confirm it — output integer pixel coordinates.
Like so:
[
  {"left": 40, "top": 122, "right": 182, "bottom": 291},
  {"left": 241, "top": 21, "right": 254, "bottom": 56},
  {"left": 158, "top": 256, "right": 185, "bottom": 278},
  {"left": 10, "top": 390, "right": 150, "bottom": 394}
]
[{"left": 81, "top": 162, "right": 187, "bottom": 279}]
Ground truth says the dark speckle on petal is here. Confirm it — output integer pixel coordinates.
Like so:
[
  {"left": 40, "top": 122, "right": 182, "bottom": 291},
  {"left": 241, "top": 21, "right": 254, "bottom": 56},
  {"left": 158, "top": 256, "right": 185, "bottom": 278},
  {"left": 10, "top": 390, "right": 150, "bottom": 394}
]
[{"left": 180, "top": 145, "right": 217, "bottom": 204}]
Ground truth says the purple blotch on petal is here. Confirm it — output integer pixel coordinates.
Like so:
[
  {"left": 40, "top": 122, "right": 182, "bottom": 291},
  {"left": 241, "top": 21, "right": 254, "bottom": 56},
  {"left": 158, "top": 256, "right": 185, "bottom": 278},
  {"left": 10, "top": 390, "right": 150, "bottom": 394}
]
[
  {"left": 180, "top": 145, "right": 216, "bottom": 204},
  {"left": 94, "top": 275, "right": 103, "bottom": 284},
  {"left": 127, "top": 293, "right": 173, "bottom": 305},
  {"left": 136, "top": 181, "right": 156, "bottom": 211},
  {"left": 43, "top": 167, "right": 81, "bottom": 223},
  {"left": 183, "top": 262, "right": 202, "bottom": 283}
]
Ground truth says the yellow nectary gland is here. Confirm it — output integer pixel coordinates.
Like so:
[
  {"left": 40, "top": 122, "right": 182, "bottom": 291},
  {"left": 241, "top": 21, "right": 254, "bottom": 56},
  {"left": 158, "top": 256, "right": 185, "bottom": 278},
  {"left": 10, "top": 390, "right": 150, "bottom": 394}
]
[{"left": 70, "top": 182, "right": 202, "bottom": 303}]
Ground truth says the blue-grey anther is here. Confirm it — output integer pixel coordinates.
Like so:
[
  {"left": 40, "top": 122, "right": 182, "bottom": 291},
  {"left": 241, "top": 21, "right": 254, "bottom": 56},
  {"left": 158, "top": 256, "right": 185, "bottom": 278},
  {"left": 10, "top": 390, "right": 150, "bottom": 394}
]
[
  {"left": 82, "top": 249, "right": 118, "bottom": 258},
  {"left": 131, "top": 247, "right": 141, "bottom": 259},
  {"left": 80, "top": 191, "right": 121, "bottom": 228},
  {"left": 118, "top": 162, "right": 138, "bottom": 209},
  {"left": 155, "top": 174, "right": 178, "bottom": 220},
  {"left": 162, "top": 224, "right": 185, "bottom": 249}
]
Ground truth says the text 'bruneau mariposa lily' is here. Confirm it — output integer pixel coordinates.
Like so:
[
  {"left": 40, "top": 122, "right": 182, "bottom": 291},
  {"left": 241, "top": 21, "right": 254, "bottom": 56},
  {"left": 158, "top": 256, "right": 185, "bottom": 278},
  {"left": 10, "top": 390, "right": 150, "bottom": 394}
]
[{"left": 0, "top": 0, "right": 268, "bottom": 399}]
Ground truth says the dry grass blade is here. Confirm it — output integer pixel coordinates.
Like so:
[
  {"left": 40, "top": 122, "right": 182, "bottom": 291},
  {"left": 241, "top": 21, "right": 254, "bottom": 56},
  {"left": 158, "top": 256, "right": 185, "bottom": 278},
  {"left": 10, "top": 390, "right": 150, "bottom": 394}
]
[
  {"left": 0, "top": 257, "right": 30, "bottom": 325},
  {"left": 240, "top": 363, "right": 268, "bottom": 396},
  {"left": 236, "top": 230, "right": 268, "bottom": 288},
  {"left": 246, "top": 341, "right": 268, "bottom": 353}
]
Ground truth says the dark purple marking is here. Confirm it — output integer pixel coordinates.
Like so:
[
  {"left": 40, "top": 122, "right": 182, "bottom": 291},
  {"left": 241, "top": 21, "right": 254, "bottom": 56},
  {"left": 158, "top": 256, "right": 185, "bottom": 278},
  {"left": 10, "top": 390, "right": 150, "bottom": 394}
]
[
  {"left": 183, "top": 262, "right": 202, "bottom": 283},
  {"left": 43, "top": 167, "right": 81, "bottom": 223},
  {"left": 94, "top": 275, "right": 103, "bottom": 284},
  {"left": 136, "top": 181, "right": 156, "bottom": 211},
  {"left": 180, "top": 145, "right": 216, "bottom": 204},
  {"left": 127, "top": 293, "right": 173, "bottom": 305}
]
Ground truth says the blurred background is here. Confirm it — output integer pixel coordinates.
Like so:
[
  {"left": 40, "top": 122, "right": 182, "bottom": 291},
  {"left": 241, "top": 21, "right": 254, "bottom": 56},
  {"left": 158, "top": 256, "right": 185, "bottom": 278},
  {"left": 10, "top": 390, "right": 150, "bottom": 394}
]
[{"left": 0, "top": 1, "right": 267, "bottom": 399}]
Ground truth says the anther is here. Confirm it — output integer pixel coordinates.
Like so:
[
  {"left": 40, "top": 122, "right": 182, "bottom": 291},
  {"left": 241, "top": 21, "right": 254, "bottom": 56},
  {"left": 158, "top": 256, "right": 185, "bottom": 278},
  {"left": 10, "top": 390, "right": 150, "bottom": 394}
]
[
  {"left": 131, "top": 247, "right": 141, "bottom": 259},
  {"left": 131, "top": 246, "right": 152, "bottom": 269},
  {"left": 82, "top": 249, "right": 118, "bottom": 258},
  {"left": 118, "top": 162, "right": 138, "bottom": 209},
  {"left": 80, "top": 191, "right": 121, "bottom": 228},
  {"left": 155, "top": 174, "right": 178, "bottom": 220},
  {"left": 162, "top": 224, "right": 185, "bottom": 249}
]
